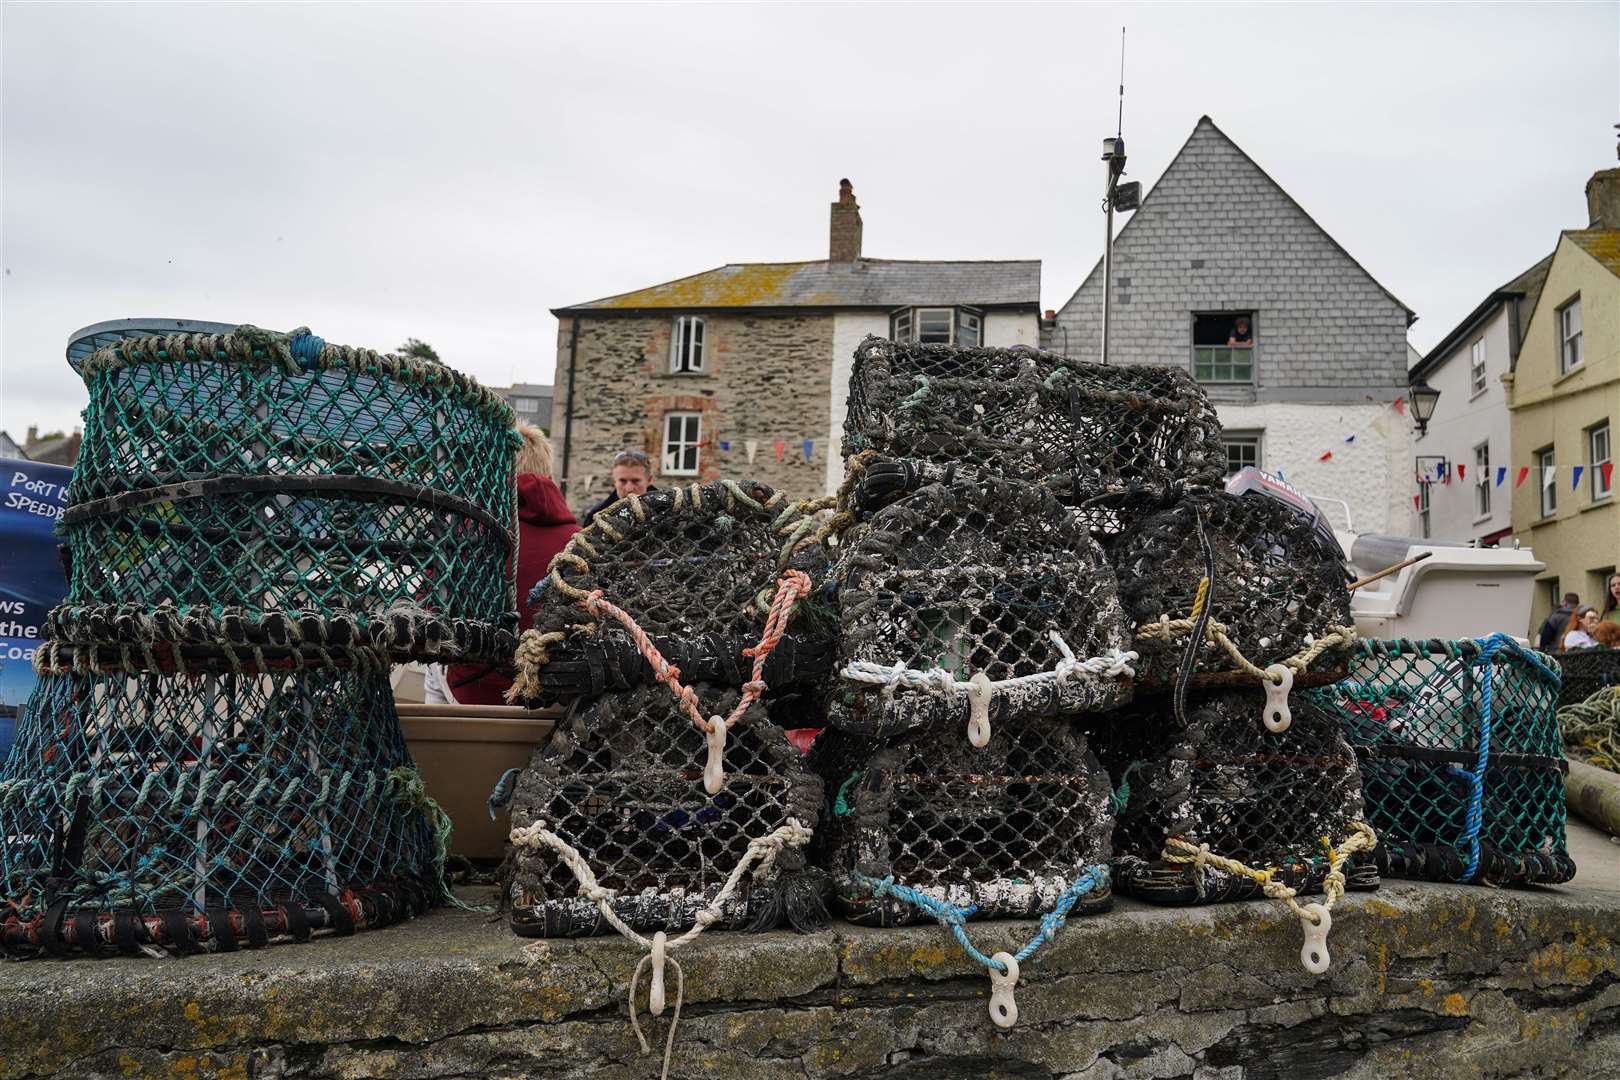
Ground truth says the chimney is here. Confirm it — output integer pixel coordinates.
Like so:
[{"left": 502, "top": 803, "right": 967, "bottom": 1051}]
[
  {"left": 829, "top": 178, "right": 863, "bottom": 262},
  {"left": 1587, "top": 168, "right": 1620, "bottom": 229},
  {"left": 26, "top": 425, "right": 37, "bottom": 444}
]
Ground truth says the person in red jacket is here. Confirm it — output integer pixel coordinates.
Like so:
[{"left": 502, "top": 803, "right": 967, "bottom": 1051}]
[{"left": 445, "top": 424, "right": 580, "bottom": 705}]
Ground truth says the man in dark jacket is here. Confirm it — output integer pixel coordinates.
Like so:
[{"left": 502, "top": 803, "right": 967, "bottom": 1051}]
[
  {"left": 580, "top": 449, "right": 657, "bottom": 528},
  {"left": 1536, "top": 592, "right": 1580, "bottom": 653}
]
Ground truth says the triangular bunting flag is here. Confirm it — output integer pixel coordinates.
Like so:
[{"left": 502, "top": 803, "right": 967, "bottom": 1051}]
[
  {"left": 1436, "top": 462, "right": 1446, "bottom": 481},
  {"left": 1344, "top": 434, "right": 1356, "bottom": 444},
  {"left": 1496, "top": 466, "right": 1506, "bottom": 487},
  {"left": 1572, "top": 465, "right": 1585, "bottom": 490},
  {"left": 745, "top": 439, "right": 758, "bottom": 464},
  {"left": 773, "top": 440, "right": 786, "bottom": 464},
  {"left": 1412, "top": 493, "right": 1421, "bottom": 510},
  {"left": 1443, "top": 465, "right": 1452, "bottom": 485},
  {"left": 719, "top": 440, "right": 731, "bottom": 453},
  {"left": 1516, "top": 466, "right": 1530, "bottom": 488},
  {"left": 1318, "top": 450, "right": 1333, "bottom": 462},
  {"left": 1372, "top": 415, "right": 1390, "bottom": 438},
  {"left": 1457, "top": 464, "right": 1466, "bottom": 481},
  {"left": 1392, "top": 397, "right": 1406, "bottom": 416},
  {"left": 802, "top": 439, "right": 814, "bottom": 464},
  {"left": 1604, "top": 462, "right": 1615, "bottom": 489},
  {"left": 1542, "top": 465, "right": 1556, "bottom": 488}
]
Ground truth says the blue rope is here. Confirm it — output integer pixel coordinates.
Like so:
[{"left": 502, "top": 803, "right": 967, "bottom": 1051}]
[
  {"left": 1458, "top": 633, "right": 1561, "bottom": 880},
  {"left": 288, "top": 331, "right": 326, "bottom": 363},
  {"left": 487, "top": 767, "right": 521, "bottom": 820},
  {"left": 852, "top": 865, "right": 1109, "bottom": 974}
]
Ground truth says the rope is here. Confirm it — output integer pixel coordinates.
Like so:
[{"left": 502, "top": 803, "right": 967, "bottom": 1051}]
[
  {"left": 1137, "top": 612, "right": 1357, "bottom": 685},
  {"left": 841, "top": 632, "right": 1137, "bottom": 746},
  {"left": 1162, "top": 821, "right": 1377, "bottom": 973},
  {"left": 510, "top": 816, "right": 813, "bottom": 1080},
  {"left": 385, "top": 767, "right": 490, "bottom": 913},
  {"left": 1560, "top": 685, "right": 1620, "bottom": 770},
  {"left": 851, "top": 865, "right": 1108, "bottom": 1027}
]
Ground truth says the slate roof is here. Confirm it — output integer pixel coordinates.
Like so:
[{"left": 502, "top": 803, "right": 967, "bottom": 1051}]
[{"left": 553, "top": 259, "right": 1041, "bottom": 314}]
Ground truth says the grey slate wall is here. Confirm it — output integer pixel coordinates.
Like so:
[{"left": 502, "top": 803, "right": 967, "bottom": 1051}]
[{"left": 1046, "top": 118, "right": 1411, "bottom": 406}]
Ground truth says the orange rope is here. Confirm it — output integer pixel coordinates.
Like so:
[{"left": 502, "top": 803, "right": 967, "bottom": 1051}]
[{"left": 582, "top": 569, "right": 813, "bottom": 737}]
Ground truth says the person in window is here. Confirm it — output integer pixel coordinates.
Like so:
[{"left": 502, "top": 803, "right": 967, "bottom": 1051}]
[
  {"left": 445, "top": 424, "right": 581, "bottom": 705},
  {"left": 1560, "top": 606, "right": 1601, "bottom": 651},
  {"left": 581, "top": 449, "right": 657, "bottom": 528},
  {"left": 1600, "top": 572, "right": 1620, "bottom": 626},
  {"left": 1227, "top": 316, "right": 1254, "bottom": 348}
]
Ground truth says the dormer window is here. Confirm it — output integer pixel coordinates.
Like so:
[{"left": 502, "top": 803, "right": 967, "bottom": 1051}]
[
  {"left": 670, "top": 315, "right": 705, "bottom": 374},
  {"left": 890, "top": 306, "right": 984, "bottom": 346}
]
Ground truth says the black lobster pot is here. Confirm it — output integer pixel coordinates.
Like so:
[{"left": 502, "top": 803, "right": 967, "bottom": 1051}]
[
  {"left": 841, "top": 336, "right": 1225, "bottom": 515},
  {"left": 1114, "top": 490, "right": 1355, "bottom": 692},
  {"left": 1086, "top": 689, "right": 1378, "bottom": 905},
  {"left": 1301, "top": 636, "right": 1574, "bottom": 887},
  {"left": 810, "top": 717, "right": 1114, "bottom": 925},
  {"left": 829, "top": 475, "right": 1135, "bottom": 740},
  {"left": 1554, "top": 646, "right": 1620, "bottom": 712},
  {"left": 507, "top": 684, "right": 826, "bottom": 937}
]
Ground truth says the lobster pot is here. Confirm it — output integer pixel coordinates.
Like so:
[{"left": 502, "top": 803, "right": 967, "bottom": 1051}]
[
  {"left": 507, "top": 684, "right": 826, "bottom": 938},
  {"left": 516, "top": 480, "right": 832, "bottom": 705},
  {"left": 841, "top": 336, "right": 1224, "bottom": 509},
  {"left": 0, "top": 658, "right": 439, "bottom": 957},
  {"left": 56, "top": 327, "right": 519, "bottom": 664},
  {"left": 1115, "top": 491, "right": 1354, "bottom": 691},
  {"left": 810, "top": 718, "right": 1114, "bottom": 925},
  {"left": 1086, "top": 690, "right": 1378, "bottom": 905},
  {"left": 1555, "top": 647, "right": 1620, "bottom": 712},
  {"left": 1301, "top": 636, "right": 1574, "bottom": 887},
  {"left": 830, "top": 476, "right": 1134, "bottom": 740}
]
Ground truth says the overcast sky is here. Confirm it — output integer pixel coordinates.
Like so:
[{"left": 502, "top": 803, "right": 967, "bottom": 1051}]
[{"left": 3, "top": 2, "right": 1615, "bottom": 438}]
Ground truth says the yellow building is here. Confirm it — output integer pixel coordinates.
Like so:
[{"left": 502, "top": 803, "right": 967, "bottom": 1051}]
[{"left": 1508, "top": 169, "right": 1620, "bottom": 633}]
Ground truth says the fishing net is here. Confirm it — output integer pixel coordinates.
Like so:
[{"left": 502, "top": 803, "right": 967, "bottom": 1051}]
[
  {"left": 841, "top": 336, "right": 1224, "bottom": 508},
  {"left": 509, "top": 480, "right": 833, "bottom": 706},
  {"left": 1087, "top": 689, "right": 1378, "bottom": 905},
  {"left": 56, "top": 325, "right": 519, "bottom": 665},
  {"left": 0, "top": 655, "right": 443, "bottom": 957},
  {"left": 506, "top": 684, "right": 825, "bottom": 938},
  {"left": 1560, "top": 685, "right": 1620, "bottom": 770},
  {"left": 1301, "top": 635, "right": 1573, "bottom": 887},
  {"left": 810, "top": 717, "right": 1113, "bottom": 926},
  {"left": 829, "top": 476, "right": 1135, "bottom": 741},
  {"left": 1555, "top": 646, "right": 1620, "bottom": 713},
  {"left": 1117, "top": 491, "right": 1355, "bottom": 703}
]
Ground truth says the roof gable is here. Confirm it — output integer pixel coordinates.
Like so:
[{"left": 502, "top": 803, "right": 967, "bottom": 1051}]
[
  {"left": 1053, "top": 116, "right": 1416, "bottom": 325},
  {"left": 554, "top": 259, "right": 1041, "bottom": 314},
  {"left": 1410, "top": 252, "right": 1552, "bottom": 380},
  {"left": 1517, "top": 229, "right": 1620, "bottom": 359}
]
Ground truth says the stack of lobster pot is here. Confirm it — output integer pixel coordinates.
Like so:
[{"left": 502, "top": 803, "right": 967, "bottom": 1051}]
[
  {"left": 503, "top": 480, "right": 833, "bottom": 948},
  {"left": 0, "top": 324, "right": 518, "bottom": 957}
]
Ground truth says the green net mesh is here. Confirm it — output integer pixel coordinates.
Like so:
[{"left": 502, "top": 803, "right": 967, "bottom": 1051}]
[
  {"left": 0, "top": 657, "right": 442, "bottom": 956},
  {"left": 57, "top": 326, "right": 519, "bottom": 664},
  {"left": 1300, "top": 635, "right": 1573, "bottom": 886}
]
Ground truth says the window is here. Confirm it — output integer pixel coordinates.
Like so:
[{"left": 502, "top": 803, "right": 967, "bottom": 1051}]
[
  {"left": 891, "top": 309, "right": 911, "bottom": 344},
  {"left": 1560, "top": 297, "right": 1583, "bottom": 373},
  {"left": 1192, "top": 312, "right": 1255, "bottom": 384},
  {"left": 662, "top": 412, "right": 701, "bottom": 475},
  {"left": 1470, "top": 340, "right": 1487, "bottom": 396},
  {"left": 1474, "top": 443, "right": 1491, "bottom": 519},
  {"left": 511, "top": 396, "right": 539, "bottom": 414},
  {"left": 1418, "top": 481, "right": 1431, "bottom": 539},
  {"left": 957, "top": 310, "right": 982, "bottom": 349},
  {"left": 1222, "top": 433, "right": 1261, "bottom": 477},
  {"left": 916, "top": 309, "right": 953, "bottom": 344},
  {"left": 1591, "top": 421, "right": 1612, "bottom": 500},
  {"left": 1537, "top": 446, "right": 1557, "bottom": 518},
  {"left": 670, "top": 316, "right": 705, "bottom": 374}
]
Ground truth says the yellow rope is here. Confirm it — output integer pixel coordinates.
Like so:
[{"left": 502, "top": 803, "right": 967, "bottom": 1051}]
[
  {"left": 1161, "top": 821, "right": 1377, "bottom": 923},
  {"left": 1135, "top": 576, "right": 1357, "bottom": 683}
]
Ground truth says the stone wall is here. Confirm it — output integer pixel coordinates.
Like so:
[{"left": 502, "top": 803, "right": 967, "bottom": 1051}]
[
  {"left": 551, "top": 311, "right": 836, "bottom": 515},
  {"left": 5, "top": 876, "right": 1616, "bottom": 1079}
]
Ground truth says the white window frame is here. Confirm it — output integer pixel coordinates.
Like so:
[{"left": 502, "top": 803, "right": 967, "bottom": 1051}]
[
  {"left": 1538, "top": 446, "right": 1557, "bottom": 518},
  {"left": 956, "top": 310, "right": 983, "bottom": 348},
  {"left": 915, "top": 308, "right": 954, "bottom": 344},
  {"left": 1474, "top": 442, "right": 1491, "bottom": 520},
  {"left": 670, "top": 316, "right": 705, "bottom": 374},
  {"left": 662, "top": 412, "right": 702, "bottom": 476},
  {"left": 1591, "top": 421, "right": 1612, "bottom": 501},
  {"left": 891, "top": 309, "right": 912, "bottom": 344},
  {"left": 511, "top": 396, "right": 539, "bottom": 414},
  {"left": 1221, "top": 432, "right": 1262, "bottom": 477},
  {"left": 1469, "top": 339, "right": 1487, "bottom": 397},
  {"left": 1418, "top": 481, "right": 1431, "bottom": 539},
  {"left": 1560, "top": 297, "right": 1583, "bottom": 374}
]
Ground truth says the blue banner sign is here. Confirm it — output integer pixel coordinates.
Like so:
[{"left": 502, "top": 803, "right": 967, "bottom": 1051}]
[{"left": 1, "top": 458, "right": 72, "bottom": 758}]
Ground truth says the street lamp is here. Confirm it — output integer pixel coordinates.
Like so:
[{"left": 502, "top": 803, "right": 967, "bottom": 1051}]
[{"left": 1407, "top": 380, "right": 1440, "bottom": 437}]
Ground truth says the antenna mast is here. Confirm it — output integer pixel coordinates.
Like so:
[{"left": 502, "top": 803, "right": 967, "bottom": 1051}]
[{"left": 1100, "top": 27, "right": 1132, "bottom": 366}]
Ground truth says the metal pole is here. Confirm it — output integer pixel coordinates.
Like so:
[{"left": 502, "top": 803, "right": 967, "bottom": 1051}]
[{"left": 1101, "top": 188, "right": 1114, "bottom": 366}]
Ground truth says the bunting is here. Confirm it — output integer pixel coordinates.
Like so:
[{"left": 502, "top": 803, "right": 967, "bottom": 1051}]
[{"left": 1572, "top": 465, "right": 1585, "bottom": 491}]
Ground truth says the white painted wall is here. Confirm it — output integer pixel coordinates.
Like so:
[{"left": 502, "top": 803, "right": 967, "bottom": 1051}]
[
  {"left": 1216, "top": 400, "right": 1413, "bottom": 536},
  {"left": 827, "top": 312, "right": 890, "bottom": 494},
  {"left": 1411, "top": 306, "right": 1516, "bottom": 543},
  {"left": 984, "top": 312, "right": 1039, "bottom": 347}
]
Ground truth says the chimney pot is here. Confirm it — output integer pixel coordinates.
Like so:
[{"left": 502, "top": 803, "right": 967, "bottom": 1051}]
[
  {"left": 1586, "top": 168, "right": 1620, "bottom": 229},
  {"left": 26, "top": 425, "right": 37, "bottom": 443},
  {"left": 1043, "top": 309, "right": 1057, "bottom": 321},
  {"left": 830, "top": 180, "right": 863, "bottom": 262}
]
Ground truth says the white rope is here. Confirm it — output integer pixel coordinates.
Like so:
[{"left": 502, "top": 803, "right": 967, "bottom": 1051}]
[
  {"left": 511, "top": 816, "right": 813, "bottom": 1080},
  {"left": 841, "top": 632, "right": 1138, "bottom": 745}
]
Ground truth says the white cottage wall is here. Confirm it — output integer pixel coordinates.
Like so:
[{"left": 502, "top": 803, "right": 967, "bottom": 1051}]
[{"left": 827, "top": 312, "right": 890, "bottom": 494}]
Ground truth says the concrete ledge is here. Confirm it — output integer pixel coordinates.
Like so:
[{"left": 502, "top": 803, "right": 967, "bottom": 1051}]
[{"left": 4, "top": 827, "right": 1618, "bottom": 1080}]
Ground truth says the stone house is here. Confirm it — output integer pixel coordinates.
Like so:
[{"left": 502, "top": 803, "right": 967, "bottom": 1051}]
[
  {"left": 1043, "top": 116, "right": 1417, "bottom": 535},
  {"left": 1507, "top": 168, "right": 1620, "bottom": 632},
  {"left": 548, "top": 181, "right": 1040, "bottom": 511},
  {"left": 1407, "top": 254, "right": 1551, "bottom": 545}
]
